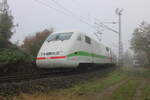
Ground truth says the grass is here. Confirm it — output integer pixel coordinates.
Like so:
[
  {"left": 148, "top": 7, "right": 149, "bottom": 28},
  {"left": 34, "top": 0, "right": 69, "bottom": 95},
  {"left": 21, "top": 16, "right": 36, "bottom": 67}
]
[
  {"left": 121, "top": 66, "right": 150, "bottom": 78},
  {"left": 12, "top": 71, "right": 127, "bottom": 100},
  {"left": 112, "top": 79, "right": 140, "bottom": 100},
  {"left": 66, "top": 71, "right": 127, "bottom": 94},
  {"left": 143, "top": 82, "right": 150, "bottom": 100},
  {"left": 10, "top": 67, "right": 150, "bottom": 100}
]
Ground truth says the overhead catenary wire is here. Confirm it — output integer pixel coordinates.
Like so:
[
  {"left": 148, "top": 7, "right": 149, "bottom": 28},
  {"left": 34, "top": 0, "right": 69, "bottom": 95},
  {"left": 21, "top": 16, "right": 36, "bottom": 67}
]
[
  {"left": 34, "top": 0, "right": 97, "bottom": 30},
  {"left": 94, "top": 18, "right": 119, "bottom": 34},
  {"left": 35, "top": 0, "right": 69, "bottom": 16},
  {"left": 35, "top": 0, "right": 105, "bottom": 42},
  {"left": 36, "top": 0, "right": 97, "bottom": 30},
  {"left": 67, "top": 0, "right": 116, "bottom": 33},
  {"left": 35, "top": 0, "right": 118, "bottom": 37},
  {"left": 51, "top": 0, "right": 75, "bottom": 16},
  {"left": 50, "top": 0, "right": 90, "bottom": 22},
  {"left": 64, "top": 0, "right": 105, "bottom": 41},
  {"left": 49, "top": 0, "right": 96, "bottom": 29},
  {"left": 63, "top": 0, "right": 117, "bottom": 40},
  {"left": 98, "top": 22, "right": 118, "bottom": 34},
  {"left": 51, "top": 0, "right": 105, "bottom": 41}
]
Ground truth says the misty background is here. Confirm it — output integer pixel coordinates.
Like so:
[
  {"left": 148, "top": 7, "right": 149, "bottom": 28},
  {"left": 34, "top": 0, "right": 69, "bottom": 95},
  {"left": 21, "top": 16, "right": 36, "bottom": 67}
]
[{"left": 7, "top": 0, "right": 150, "bottom": 55}]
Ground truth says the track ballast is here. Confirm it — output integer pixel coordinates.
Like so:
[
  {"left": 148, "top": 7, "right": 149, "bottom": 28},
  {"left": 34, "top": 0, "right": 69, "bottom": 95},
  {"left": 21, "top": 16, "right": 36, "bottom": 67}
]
[{"left": 0, "top": 65, "right": 115, "bottom": 83}]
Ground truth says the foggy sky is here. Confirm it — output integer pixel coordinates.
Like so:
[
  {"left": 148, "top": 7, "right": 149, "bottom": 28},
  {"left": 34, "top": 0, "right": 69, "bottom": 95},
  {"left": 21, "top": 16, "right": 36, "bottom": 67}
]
[{"left": 7, "top": 0, "right": 150, "bottom": 54}]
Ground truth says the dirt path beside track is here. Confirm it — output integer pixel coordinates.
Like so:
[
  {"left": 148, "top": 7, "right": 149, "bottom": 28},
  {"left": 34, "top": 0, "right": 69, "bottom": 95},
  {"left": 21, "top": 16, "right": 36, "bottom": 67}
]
[
  {"left": 133, "top": 79, "right": 149, "bottom": 100},
  {"left": 84, "top": 78, "right": 129, "bottom": 100}
]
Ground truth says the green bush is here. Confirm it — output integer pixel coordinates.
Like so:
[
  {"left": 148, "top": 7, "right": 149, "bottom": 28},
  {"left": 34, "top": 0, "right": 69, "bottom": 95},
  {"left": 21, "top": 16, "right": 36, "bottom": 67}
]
[
  {"left": 0, "top": 36, "right": 11, "bottom": 48},
  {"left": 0, "top": 46, "right": 34, "bottom": 66}
]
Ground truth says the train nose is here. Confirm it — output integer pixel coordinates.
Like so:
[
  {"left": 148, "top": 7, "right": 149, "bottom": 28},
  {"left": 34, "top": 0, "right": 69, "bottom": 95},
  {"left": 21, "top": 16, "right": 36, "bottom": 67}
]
[
  {"left": 36, "top": 50, "right": 66, "bottom": 66},
  {"left": 36, "top": 42, "right": 66, "bottom": 68},
  {"left": 36, "top": 41, "right": 78, "bottom": 68},
  {"left": 36, "top": 55, "right": 74, "bottom": 68}
]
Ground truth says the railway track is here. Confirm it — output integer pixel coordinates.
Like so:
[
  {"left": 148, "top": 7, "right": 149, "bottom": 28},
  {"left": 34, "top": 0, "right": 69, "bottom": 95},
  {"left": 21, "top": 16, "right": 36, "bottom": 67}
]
[
  {"left": 0, "top": 65, "right": 116, "bottom": 83},
  {"left": 0, "top": 71, "right": 72, "bottom": 83},
  {"left": 0, "top": 65, "right": 116, "bottom": 97}
]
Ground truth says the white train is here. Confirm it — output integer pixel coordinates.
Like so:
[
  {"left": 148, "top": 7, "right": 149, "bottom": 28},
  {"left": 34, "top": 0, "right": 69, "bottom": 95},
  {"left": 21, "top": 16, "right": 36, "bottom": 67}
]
[{"left": 36, "top": 31, "right": 116, "bottom": 68}]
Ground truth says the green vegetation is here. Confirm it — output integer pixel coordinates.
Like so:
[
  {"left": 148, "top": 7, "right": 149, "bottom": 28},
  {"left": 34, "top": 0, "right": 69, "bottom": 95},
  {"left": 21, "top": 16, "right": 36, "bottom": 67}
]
[
  {"left": 0, "top": 46, "right": 34, "bottom": 66},
  {"left": 0, "top": 2, "right": 31, "bottom": 67},
  {"left": 112, "top": 79, "right": 140, "bottom": 100},
  {"left": 131, "top": 21, "right": 150, "bottom": 67},
  {"left": 121, "top": 66, "right": 150, "bottom": 78},
  {"left": 0, "top": 2, "right": 34, "bottom": 67},
  {"left": 144, "top": 83, "right": 150, "bottom": 100},
  {"left": 64, "top": 71, "right": 126, "bottom": 94},
  {"left": 0, "top": 7, "right": 14, "bottom": 48},
  {"left": 9, "top": 68, "right": 150, "bottom": 100},
  {"left": 12, "top": 71, "right": 127, "bottom": 100}
]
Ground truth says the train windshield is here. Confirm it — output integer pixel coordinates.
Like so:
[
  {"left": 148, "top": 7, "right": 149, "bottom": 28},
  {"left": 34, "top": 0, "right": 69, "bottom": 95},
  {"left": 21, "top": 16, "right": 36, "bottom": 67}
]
[{"left": 47, "top": 32, "right": 73, "bottom": 42}]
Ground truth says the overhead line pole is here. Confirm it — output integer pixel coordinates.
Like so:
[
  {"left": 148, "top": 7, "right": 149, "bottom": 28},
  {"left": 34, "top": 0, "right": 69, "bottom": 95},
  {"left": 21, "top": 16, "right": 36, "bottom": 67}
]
[
  {"left": 95, "top": 8, "right": 124, "bottom": 67},
  {"left": 116, "top": 8, "right": 123, "bottom": 66}
]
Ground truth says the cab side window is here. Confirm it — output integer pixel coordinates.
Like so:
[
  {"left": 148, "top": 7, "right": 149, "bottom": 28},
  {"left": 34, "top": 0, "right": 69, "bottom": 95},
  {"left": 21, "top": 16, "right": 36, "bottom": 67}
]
[
  {"left": 77, "top": 35, "right": 82, "bottom": 41},
  {"left": 85, "top": 36, "right": 91, "bottom": 44},
  {"left": 106, "top": 47, "right": 109, "bottom": 52}
]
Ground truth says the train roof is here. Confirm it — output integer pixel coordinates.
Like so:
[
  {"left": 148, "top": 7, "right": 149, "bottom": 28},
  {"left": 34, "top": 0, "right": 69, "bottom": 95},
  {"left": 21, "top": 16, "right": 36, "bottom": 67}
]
[
  {"left": 52, "top": 30, "right": 81, "bottom": 34},
  {"left": 52, "top": 30, "right": 93, "bottom": 38},
  {"left": 51, "top": 30, "right": 110, "bottom": 48}
]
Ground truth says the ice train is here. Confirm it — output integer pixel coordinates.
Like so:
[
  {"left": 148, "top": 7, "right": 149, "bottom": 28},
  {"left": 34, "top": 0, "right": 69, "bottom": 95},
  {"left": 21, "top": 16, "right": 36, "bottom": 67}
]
[{"left": 36, "top": 31, "right": 117, "bottom": 68}]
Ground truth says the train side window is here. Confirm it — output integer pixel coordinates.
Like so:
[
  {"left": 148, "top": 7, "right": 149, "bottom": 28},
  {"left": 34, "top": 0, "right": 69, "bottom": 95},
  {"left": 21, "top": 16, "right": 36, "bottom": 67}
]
[
  {"left": 77, "top": 35, "right": 82, "bottom": 41},
  {"left": 106, "top": 47, "right": 109, "bottom": 52},
  {"left": 85, "top": 36, "right": 91, "bottom": 44}
]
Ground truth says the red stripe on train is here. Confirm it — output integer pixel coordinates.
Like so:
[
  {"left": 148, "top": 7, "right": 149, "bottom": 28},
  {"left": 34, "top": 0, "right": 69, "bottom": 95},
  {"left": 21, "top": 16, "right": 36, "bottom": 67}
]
[
  {"left": 36, "top": 56, "right": 66, "bottom": 60},
  {"left": 50, "top": 56, "right": 66, "bottom": 59},
  {"left": 36, "top": 57, "right": 46, "bottom": 60}
]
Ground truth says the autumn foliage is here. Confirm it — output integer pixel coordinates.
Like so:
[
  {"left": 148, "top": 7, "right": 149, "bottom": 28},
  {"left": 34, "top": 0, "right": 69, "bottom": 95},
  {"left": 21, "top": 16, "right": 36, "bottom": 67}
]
[{"left": 21, "top": 28, "right": 53, "bottom": 57}]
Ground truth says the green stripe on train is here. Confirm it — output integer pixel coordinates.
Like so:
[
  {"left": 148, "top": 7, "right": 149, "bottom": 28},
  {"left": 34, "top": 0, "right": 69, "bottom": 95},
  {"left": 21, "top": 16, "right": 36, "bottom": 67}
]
[{"left": 67, "top": 51, "right": 109, "bottom": 59}]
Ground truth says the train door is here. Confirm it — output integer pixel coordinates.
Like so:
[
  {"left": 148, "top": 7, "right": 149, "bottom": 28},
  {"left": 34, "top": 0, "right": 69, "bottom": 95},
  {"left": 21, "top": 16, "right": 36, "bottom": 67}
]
[
  {"left": 109, "top": 48, "right": 113, "bottom": 63},
  {"left": 84, "top": 36, "right": 93, "bottom": 63},
  {"left": 106, "top": 47, "right": 111, "bottom": 63},
  {"left": 72, "top": 33, "right": 86, "bottom": 63}
]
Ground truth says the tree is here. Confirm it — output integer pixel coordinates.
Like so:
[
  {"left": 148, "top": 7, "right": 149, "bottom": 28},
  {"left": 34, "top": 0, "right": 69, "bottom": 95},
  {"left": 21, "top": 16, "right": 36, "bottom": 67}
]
[
  {"left": 131, "top": 21, "right": 150, "bottom": 65},
  {"left": 0, "top": 10, "right": 14, "bottom": 48},
  {"left": 133, "top": 52, "right": 149, "bottom": 67},
  {"left": 21, "top": 28, "right": 53, "bottom": 57},
  {"left": 123, "top": 51, "right": 133, "bottom": 66}
]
